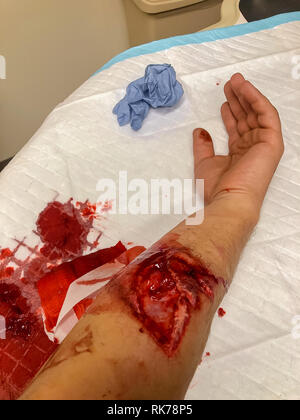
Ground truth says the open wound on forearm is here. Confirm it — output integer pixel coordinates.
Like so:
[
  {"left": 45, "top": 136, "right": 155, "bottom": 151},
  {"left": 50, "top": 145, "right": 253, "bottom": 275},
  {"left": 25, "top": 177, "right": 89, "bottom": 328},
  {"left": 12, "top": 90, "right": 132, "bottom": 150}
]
[{"left": 118, "top": 246, "right": 224, "bottom": 357}]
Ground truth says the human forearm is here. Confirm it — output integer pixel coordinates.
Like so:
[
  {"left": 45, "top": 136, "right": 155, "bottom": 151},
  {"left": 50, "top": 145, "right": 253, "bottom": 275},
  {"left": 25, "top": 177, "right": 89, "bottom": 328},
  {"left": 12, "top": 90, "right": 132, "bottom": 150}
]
[{"left": 20, "top": 197, "right": 257, "bottom": 400}]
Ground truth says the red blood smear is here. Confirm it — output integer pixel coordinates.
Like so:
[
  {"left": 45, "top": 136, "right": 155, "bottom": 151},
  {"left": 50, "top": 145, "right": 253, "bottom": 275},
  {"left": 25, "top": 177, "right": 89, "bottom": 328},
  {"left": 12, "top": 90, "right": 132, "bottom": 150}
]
[
  {"left": 77, "top": 247, "right": 147, "bottom": 286},
  {"left": 120, "top": 247, "right": 220, "bottom": 357},
  {"left": 0, "top": 249, "right": 13, "bottom": 260},
  {"left": 205, "top": 352, "right": 211, "bottom": 357},
  {"left": 101, "top": 201, "right": 113, "bottom": 212},
  {"left": 5, "top": 267, "right": 14, "bottom": 277},
  {"left": 23, "top": 257, "right": 48, "bottom": 285},
  {"left": 77, "top": 278, "right": 111, "bottom": 286},
  {"left": 117, "top": 246, "right": 146, "bottom": 265},
  {"left": 36, "top": 200, "right": 92, "bottom": 260},
  {"left": 218, "top": 308, "right": 226, "bottom": 318},
  {"left": 0, "top": 267, "right": 15, "bottom": 280},
  {"left": 38, "top": 242, "right": 126, "bottom": 332},
  {"left": 0, "top": 282, "right": 58, "bottom": 400},
  {"left": 78, "top": 202, "right": 97, "bottom": 220},
  {"left": 73, "top": 298, "right": 94, "bottom": 320}
]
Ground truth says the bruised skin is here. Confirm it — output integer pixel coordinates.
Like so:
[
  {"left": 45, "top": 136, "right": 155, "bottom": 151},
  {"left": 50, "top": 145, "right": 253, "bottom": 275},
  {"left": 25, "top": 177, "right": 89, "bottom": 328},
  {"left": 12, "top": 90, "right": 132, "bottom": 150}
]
[{"left": 103, "top": 242, "right": 225, "bottom": 357}]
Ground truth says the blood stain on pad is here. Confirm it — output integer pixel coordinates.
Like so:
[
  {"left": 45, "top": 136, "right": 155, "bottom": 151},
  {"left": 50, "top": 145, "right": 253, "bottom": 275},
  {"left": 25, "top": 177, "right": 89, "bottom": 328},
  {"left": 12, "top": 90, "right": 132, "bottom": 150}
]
[
  {"left": 36, "top": 200, "right": 96, "bottom": 261},
  {"left": 218, "top": 308, "right": 226, "bottom": 318},
  {"left": 0, "top": 282, "right": 58, "bottom": 400},
  {"left": 0, "top": 198, "right": 120, "bottom": 399},
  {"left": 37, "top": 241, "right": 127, "bottom": 332}
]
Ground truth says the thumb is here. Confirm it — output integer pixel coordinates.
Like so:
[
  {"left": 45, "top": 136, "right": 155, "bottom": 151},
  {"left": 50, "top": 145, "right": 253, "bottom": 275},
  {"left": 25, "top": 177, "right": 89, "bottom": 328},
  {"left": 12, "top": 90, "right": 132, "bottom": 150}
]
[
  {"left": 193, "top": 128, "right": 216, "bottom": 204},
  {"left": 193, "top": 128, "right": 215, "bottom": 169}
]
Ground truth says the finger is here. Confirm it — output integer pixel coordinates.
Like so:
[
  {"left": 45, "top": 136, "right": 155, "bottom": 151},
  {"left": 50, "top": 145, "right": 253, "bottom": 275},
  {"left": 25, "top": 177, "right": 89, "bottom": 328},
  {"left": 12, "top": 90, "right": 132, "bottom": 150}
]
[
  {"left": 193, "top": 128, "right": 220, "bottom": 204},
  {"left": 230, "top": 73, "right": 259, "bottom": 129},
  {"left": 193, "top": 128, "right": 215, "bottom": 166},
  {"left": 230, "top": 74, "right": 252, "bottom": 114},
  {"left": 224, "top": 81, "right": 247, "bottom": 121},
  {"left": 221, "top": 102, "right": 240, "bottom": 147},
  {"left": 224, "top": 81, "right": 250, "bottom": 134},
  {"left": 234, "top": 78, "right": 282, "bottom": 131}
]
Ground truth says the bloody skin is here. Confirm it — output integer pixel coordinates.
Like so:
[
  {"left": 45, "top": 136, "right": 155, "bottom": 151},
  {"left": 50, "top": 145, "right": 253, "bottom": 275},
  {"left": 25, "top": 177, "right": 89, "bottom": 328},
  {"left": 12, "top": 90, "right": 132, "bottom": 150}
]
[
  {"left": 104, "top": 244, "right": 225, "bottom": 358},
  {"left": 198, "top": 129, "right": 213, "bottom": 143}
]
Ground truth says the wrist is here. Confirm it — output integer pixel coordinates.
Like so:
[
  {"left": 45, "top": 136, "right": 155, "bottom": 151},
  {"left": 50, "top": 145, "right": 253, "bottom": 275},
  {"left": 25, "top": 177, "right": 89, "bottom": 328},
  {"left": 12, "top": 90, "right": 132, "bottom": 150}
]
[
  {"left": 209, "top": 191, "right": 260, "bottom": 231},
  {"left": 167, "top": 192, "right": 259, "bottom": 285}
]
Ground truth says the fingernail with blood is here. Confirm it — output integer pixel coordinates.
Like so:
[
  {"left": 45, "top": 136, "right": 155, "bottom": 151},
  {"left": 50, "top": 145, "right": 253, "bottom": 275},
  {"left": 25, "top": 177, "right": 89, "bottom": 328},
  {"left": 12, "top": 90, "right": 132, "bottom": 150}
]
[{"left": 198, "top": 129, "right": 212, "bottom": 142}]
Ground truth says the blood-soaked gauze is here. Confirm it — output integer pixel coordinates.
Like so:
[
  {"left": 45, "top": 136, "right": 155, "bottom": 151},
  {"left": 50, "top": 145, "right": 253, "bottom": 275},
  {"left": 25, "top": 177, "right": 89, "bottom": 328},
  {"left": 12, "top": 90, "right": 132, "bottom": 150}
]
[{"left": 118, "top": 247, "right": 224, "bottom": 357}]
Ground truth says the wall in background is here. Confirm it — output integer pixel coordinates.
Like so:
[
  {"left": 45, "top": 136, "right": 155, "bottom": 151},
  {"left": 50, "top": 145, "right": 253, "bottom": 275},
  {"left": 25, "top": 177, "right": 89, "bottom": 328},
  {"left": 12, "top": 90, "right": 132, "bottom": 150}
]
[{"left": 0, "top": 0, "right": 130, "bottom": 160}]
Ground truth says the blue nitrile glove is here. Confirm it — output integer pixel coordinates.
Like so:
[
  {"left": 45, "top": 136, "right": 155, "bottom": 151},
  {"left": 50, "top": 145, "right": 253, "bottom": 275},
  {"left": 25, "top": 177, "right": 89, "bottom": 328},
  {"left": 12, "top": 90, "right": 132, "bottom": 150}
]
[
  {"left": 113, "top": 64, "right": 184, "bottom": 131},
  {"left": 113, "top": 77, "right": 151, "bottom": 131},
  {"left": 143, "top": 64, "right": 184, "bottom": 108}
]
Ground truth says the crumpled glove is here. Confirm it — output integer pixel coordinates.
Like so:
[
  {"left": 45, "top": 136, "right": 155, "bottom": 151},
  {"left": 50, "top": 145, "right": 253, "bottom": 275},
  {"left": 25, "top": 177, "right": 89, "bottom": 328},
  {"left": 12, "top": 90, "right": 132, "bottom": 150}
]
[{"left": 113, "top": 64, "right": 184, "bottom": 131}]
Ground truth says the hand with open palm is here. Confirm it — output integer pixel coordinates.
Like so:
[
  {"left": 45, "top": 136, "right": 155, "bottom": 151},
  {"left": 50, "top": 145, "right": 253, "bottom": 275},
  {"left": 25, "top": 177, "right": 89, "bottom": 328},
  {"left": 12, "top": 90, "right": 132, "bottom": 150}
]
[{"left": 194, "top": 73, "right": 284, "bottom": 221}]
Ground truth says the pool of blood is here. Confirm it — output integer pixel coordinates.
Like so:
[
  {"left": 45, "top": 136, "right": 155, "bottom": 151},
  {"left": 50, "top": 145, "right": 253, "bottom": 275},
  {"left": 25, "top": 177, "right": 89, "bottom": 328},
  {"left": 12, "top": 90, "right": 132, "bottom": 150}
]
[
  {"left": 119, "top": 247, "right": 222, "bottom": 357},
  {"left": 0, "top": 198, "right": 130, "bottom": 400},
  {"left": 36, "top": 200, "right": 95, "bottom": 260}
]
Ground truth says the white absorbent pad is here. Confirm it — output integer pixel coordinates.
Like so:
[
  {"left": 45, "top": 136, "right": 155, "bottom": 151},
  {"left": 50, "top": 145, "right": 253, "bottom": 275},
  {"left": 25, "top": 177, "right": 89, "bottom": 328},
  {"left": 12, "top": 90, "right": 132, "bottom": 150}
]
[{"left": 1, "top": 14, "right": 300, "bottom": 400}]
